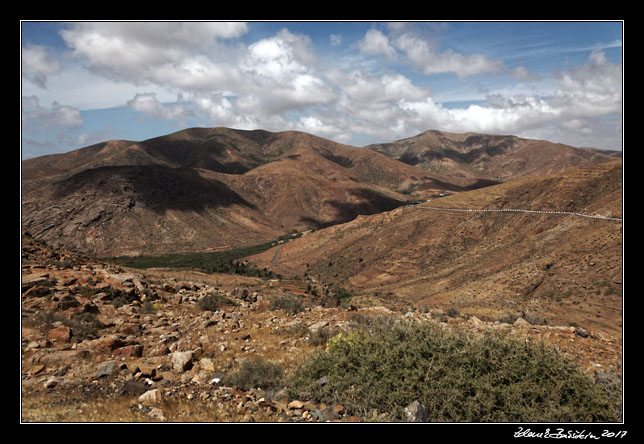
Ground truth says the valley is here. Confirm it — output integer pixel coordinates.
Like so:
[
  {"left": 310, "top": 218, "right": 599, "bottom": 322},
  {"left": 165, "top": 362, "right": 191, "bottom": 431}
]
[{"left": 21, "top": 127, "right": 623, "bottom": 423}]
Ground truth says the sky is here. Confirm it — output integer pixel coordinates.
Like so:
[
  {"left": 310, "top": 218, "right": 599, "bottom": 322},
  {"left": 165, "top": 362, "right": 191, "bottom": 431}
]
[{"left": 21, "top": 21, "right": 623, "bottom": 159}]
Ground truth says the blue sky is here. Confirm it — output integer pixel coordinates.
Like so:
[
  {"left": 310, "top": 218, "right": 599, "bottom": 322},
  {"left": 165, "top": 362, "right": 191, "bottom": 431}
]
[{"left": 21, "top": 21, "right": 623, "bottom": 159}]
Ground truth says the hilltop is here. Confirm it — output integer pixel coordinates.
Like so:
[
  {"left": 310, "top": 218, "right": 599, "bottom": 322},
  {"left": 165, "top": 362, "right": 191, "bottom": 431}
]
[{"left": 367, "top": 129, "right": 616, "bottom": 182}]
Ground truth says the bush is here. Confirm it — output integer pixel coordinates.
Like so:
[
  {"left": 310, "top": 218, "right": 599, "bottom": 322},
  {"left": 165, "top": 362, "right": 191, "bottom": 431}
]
[
  {"left": 198, "top": 293, "right": 237, "bottom": 312},
  {"left": 498, "top": 312, "right": 519, "bottom": 325},
  {"left": 445, "top": 307, "right": 460, "bottom": 318},
  {"left": 222, "top": 358, "right": 284, "bottom": 391},
  {"left": 270, "top": 294, "right": 304, "bottom": 315},
  {"left": 308, "top": 327, "right": 338, "bottom": 347},
  {"left": 316, "top": 286, "right": 354, "bottom": 308},
  {"left": 287, "top": 320, "right": 622, "bottom": 422},
  {"left": 139, "top": 301, "right": 157, "bottom": 314},
  {"left": 107, "top": 288, "right": 139, "bottom": 308},
  {"left": 67, "top": 312, "right": 105, "bottom": 340}
]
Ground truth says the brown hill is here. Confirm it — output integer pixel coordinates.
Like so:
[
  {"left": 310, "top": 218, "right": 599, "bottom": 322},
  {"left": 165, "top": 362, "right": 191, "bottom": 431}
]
[
  {"left": 368, "top": 129, "right": 616, "bottom": 182},
  {"left": 22, "top": 128, "right": 469, "bottom": 257},
  {"left": 250, "top": 159, "right": 623, "bottom": 338}
]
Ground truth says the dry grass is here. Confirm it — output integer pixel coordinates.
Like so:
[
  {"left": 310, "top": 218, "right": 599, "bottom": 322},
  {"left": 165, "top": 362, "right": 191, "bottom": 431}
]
[
  {"left": 22, "top": 394, "right": 148, "bottom": 423},
  {"left": 21, "top": 393, "right": 280, "bottom": 423}
]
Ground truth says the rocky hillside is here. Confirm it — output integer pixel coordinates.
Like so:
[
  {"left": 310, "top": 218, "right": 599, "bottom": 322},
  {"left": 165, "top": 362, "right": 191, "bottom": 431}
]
[
  {"left": 250, "top": 160, "right": 623, "bottom": 338},
  {"left": 367, "top": 129, "right": 616, "bottom": 182},
  {"left": 21, "top": 233, "right": 622, "bottom": 422}
]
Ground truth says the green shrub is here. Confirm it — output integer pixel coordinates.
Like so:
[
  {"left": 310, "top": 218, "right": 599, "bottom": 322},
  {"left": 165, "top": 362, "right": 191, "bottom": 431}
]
[
  {"left": 498, "top": 313, "right": 519, "bottom": 325},
  {"left": 111, "top": 290, "right": 139, "bottom": 308},
  {"left": 308, "top": 327, "right": 338, "bottom": 347},
  {"left": 198, "top": 293, "right": 238, "bottom": 312},
  {"left": 139, "top": 300, "right": 157, "bottom": 314},
  {"left": 270, "top": 294, "right": 304, "bottom": 315},
  {"left": 222, "top": 358, "right": 284, "bottom": 391},
  {"left": 445, "top": 307, "right": 460, "bottom": 318},
  {"left": 31, "top": 310, "right": 65, "bottom": 332},
  {"left": 287, "top": 320, "right": 622, "bottom": 422},
  {"left": 67, "top": 312, "right": 105, "bottom": 340}
]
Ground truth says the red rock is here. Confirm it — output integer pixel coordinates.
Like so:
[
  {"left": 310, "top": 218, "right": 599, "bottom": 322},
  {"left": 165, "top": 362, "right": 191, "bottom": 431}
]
[
  {"left": 114, "top": 344, "right": 143, "bottom": 358},
  {"left": 47, "top": 326, "right": 71, "bottom": 343},
  {"left": 120, "top": 323, "right": 142, "bottom": 336},
  {"left": 96, "top": 336, "right": 126, "bottom": 352}
]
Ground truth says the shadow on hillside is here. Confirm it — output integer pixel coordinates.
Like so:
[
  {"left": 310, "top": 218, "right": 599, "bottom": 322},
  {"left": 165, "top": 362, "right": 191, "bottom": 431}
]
[
  {"left": 300, "top": 188, "right": 408, "bottom": 229},
  {"left": 53, "top": 165, "right": 256, "bottom": 214}
]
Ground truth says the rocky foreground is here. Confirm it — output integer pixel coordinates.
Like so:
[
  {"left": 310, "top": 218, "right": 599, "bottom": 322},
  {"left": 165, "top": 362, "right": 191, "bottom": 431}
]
[{"left": 21, "top": 234, "right": 622, "bottom": 423}]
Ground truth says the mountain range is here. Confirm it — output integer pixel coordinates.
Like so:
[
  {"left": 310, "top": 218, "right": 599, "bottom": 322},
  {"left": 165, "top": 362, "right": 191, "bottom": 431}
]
[{"left": 21, "top": 127, "right": 618, "bottom": 259}]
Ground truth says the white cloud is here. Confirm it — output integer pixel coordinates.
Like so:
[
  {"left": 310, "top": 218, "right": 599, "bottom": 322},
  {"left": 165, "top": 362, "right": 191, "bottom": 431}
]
[
  {"left": 22, "top": 44, "right": 61, "bottom": 89},
  {"left": 509, "top": 65, "right": 539, "bottom": 81},
  {"left": 391, "top": 49, "right": 622, "bottom": 149},
  {"left": 126, "top": 92, "right": 192, "bottom": 121},
  {"left": 552, "top": 49, "right": 622, "bottom": 118},
  {"left": 357, "top": 29, "right": 397, "bottom": 59},
  {"left": 393, "top": 32, "right": 504, "bottom": 78},
  {"left": 41, "top": 22, "right": 620, "bottom": 151},
  {"left": 22, "top": 95, "right": 84, "bottom": 128},
  {"left": 60, "top": 22, "right": 248, "bottom": 85}
]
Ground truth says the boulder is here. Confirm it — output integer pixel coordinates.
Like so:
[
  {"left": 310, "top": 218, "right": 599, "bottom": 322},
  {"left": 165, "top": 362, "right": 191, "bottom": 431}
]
[
  {"left": 96, "top": 361, "right": 120, "bottom": 378},
  {"left": 113, "top": 344, "right": 144, "bottom": 358},
  {"left": 171, "top": 351, "right": 193, "bottom": 373},
  {"left": 139, "top": 388, "right": 164, "bottom": 405},
  {"left": 96, "top": 336, "right": 126, "bottom": 353},
  {"left": 308, "top": 321, "right": 329, "bottom": 332},
  {"left": 47, "top": 325, "right": 72, "bottom": 343}
]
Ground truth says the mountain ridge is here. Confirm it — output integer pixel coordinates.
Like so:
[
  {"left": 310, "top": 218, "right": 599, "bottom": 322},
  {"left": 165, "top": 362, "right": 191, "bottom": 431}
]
[
  {"left": 367, "top": 129, "right": 616, "bottom": 182},
  {"left": 22, "top": 127, "right": 617, "bottom": 257}
]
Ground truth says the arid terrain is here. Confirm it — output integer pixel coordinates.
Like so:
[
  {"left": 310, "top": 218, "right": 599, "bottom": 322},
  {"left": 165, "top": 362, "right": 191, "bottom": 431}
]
[
  {"left": 251, "top": 159, "right": 623, "bottom": 338},
  {"left": 21, "top": 232, "right": 622, "bottom": 422},
  {"left": 21, "top": 127, "right": 623, "bottom": 423}
]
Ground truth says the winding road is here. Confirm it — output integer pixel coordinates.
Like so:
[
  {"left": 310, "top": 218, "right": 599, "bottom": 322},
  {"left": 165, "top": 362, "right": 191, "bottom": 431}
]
[
  {"left": 271, "top": 203, "right": 622, "bottom": 276},
  {"left": 271, "top": 242, "right": 302, "bottom": 277},
  {"left": 414, "top": 205, "right": 623, "bottom": 222}
]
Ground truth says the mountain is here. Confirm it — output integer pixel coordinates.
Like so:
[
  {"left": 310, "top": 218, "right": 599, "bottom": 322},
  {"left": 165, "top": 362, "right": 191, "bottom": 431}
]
[
  {"left": 22, "top": 128, "right": 473, "bottom": 257},
  {"left": 367, "top": 129, "right": 616, "bottom": 182},
  {"left": 250, "top": 159, "right": 623, "bottom": 337}
]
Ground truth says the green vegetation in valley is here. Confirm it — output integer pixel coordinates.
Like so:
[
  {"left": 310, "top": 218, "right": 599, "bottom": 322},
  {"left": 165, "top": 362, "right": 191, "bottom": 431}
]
[{"left": 102, "top": 233, "right": 303, "bottom": 277}]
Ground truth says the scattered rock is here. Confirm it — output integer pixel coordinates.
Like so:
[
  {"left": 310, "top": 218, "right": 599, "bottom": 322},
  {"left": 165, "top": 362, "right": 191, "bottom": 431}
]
[
  {"left": 47, "top": 326, "right": 71, "bottom": 343},
  {"left": 308, "top": 321, "right": 329, "bottom": 332},
  {"left": 575, "top": 328, "right": 589, "bottom": 338},
  {"left": 288, "top": 400, "right": 304, "bottom": 410},
  {"left": 171, "top": 351, "right": 194, "bottom": 373},
  {"left": 148, "top": 407, "right": 166, "bottom": 421},
  {"left": 43, "top": 377, "right": 59, "bottom": 389},
  {"left": 404, "top": 400, "right": 428, "bottom": 422},
  {"left": 96, "top": 361, "right": 120, "bottom": 378},
  {"left": 139, "top": 389, "right": 164, "bottom": 405},
  {"left": 113, "top": 344, "right": 144, "bottom": 358},
  {"left": 96, "top": 336, "right": 126, "bottom": 353},
  {"left": 513, "top": 317, "right": 530, "bottom": 327}
]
